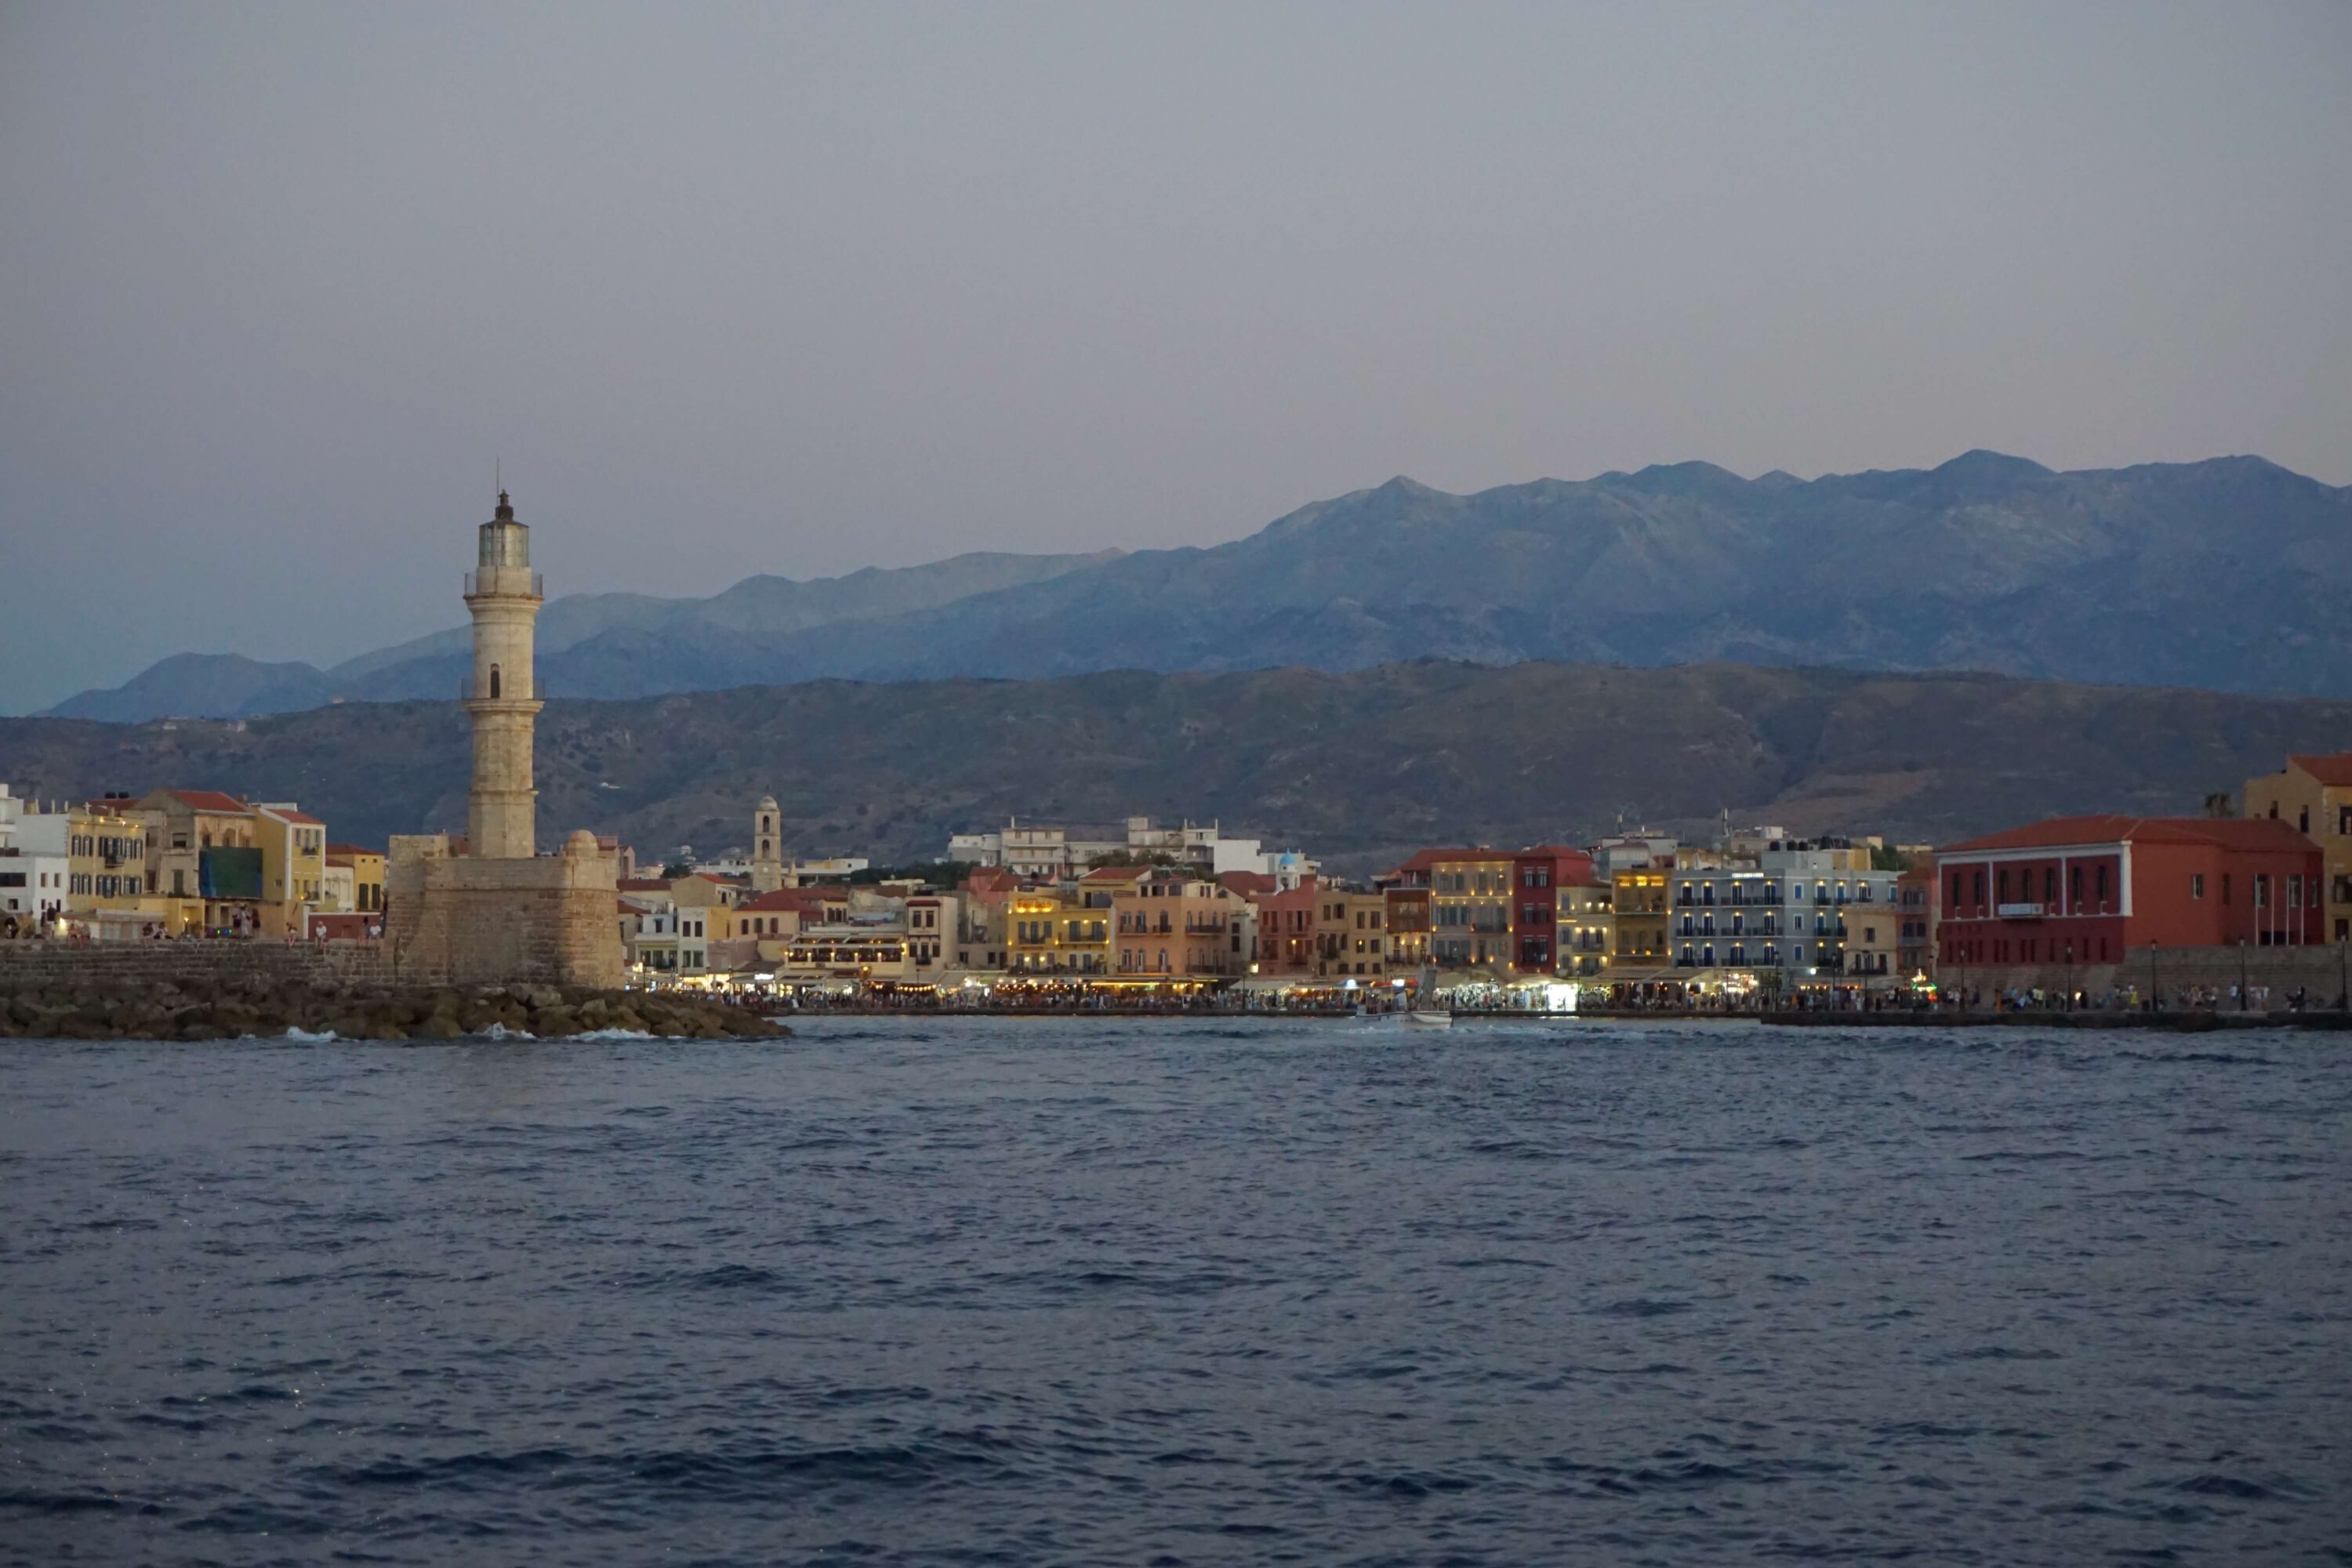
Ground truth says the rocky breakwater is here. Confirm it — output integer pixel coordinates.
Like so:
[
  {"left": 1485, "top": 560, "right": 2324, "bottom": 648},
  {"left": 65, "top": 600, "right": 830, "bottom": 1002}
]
[{"left": 0, "top": 972, "right": 786, "bottom": 1041}]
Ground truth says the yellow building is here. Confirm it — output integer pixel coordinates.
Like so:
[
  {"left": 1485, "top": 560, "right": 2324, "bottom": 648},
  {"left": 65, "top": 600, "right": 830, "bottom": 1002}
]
[
  {"left": 255, "top": 804, "right": 328, "bottom": 938},
  {"left": 134, "top": 789, "right": 262, "bottom": 935},
  {"left": 16, "top": 800, "right": 160, "bottom": 936},
  {"left": 326, "top": 844, "right": 387, "bottom": 913},
  {"left": 1558, "top": 880, "right": 1615, "bottom": 976},
  {"left": 1425, "top": 850, "right": 1515, "bottom": 972},
  {"left": 1007, "top": 880, "right": 1117, "bottom": 977},
  {"left": 2244, "top": 753, "right": 2352, "bottom": 944},
  {"left": 1611, "top": 868, "right": 1670, "bottom": 966},
  {"left": 1313, "top": 889, "right": 1388, "bottom": 979}
]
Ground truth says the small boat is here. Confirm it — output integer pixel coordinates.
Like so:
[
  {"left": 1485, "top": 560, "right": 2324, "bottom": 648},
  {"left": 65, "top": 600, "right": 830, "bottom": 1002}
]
[{"left": 1357, "top": 1005, "right": 1453, "bottom": 1029}]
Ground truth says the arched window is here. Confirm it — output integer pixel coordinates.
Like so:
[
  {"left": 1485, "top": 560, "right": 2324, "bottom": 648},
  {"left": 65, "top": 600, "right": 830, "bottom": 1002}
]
[{"left": 488, "top": 665, "right": 502, "bottom": 699}]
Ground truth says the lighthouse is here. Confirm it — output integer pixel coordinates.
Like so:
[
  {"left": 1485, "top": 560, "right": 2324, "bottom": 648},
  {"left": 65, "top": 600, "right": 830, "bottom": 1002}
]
[
  {"left": 383, "top": 485, "right": 623, "bottom": 989},
  {"left": 464, "top": 490, "right": 544, "bottom": 858}
]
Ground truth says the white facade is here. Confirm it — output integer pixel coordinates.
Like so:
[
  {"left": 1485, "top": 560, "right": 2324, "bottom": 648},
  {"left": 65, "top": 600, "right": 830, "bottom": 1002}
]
[
  {"left": 947, "top": 816, "right": 1316, "bottom": 884},
  {"left": 1668, "top": 857, "right": 1900, "bottom": 980},
  {"left": 0, "top": 850, "right": 67, "bottom": 924}
]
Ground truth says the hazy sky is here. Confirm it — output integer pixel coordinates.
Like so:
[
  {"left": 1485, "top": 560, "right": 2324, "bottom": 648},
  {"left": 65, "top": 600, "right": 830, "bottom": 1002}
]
[{"left": 3, "top": 2, "right": 2347, "bottom": 713}]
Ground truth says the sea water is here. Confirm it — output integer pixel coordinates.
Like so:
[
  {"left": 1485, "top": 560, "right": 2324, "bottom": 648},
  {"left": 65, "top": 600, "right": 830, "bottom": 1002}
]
[{"left": 1, "top": 1018, "right": 2343, "bottom": 1564}]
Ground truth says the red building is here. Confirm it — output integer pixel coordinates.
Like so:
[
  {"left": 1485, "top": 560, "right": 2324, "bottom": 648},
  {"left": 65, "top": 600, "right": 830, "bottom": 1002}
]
[
  {"left": 1247, "top": 879, "right": 1319, "bottom": 975},
  {"left": 1936, "top": 816, "right": 2322, "bottom": 971},
  {"left": 1896, "top": 855, "right": 1939, "bottom": 978},
  {"left": 1511, "top": 846, "right": 1598, "bottom": 972}
]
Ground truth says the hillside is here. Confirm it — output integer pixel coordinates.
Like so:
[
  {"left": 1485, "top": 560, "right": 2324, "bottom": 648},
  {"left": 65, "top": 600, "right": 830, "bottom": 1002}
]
[
  {"left": 46, "top": 452, "right": 2352, "bottom": 720},
  {"left": 7, "top": 662, "right": 2346, "bottom": 873}
]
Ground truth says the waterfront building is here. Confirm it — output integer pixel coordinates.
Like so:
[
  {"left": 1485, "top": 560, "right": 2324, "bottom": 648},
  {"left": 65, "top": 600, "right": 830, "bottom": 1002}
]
[
  {"left": 955, "top": 869, "right": 1017, "bottom": 972},
  {"left": 1007, "top": 883, "right": 1114, "bottom": 977},
  {"left": 619, "top": 891, "right": 682, "bottom": 973},
  {"left": 904, "top": 891, "right": 960, "bottom": 978},
  {"left": 1511, "top": 847, "right": 1599, "bottom": 972},
  {"left": 325, "top": 845, "right": 387, "bottom": 913},
  {"left": 1936, "top": 815, "right": 2324, "bottom": 971},
  {"left": 131, "top": 789, "right": 258, "bottom": 933},
  {"left": 14, "top": 800, "right": 157, "bottom": 936},
  {"left": 1896, "top": 856, "right": 1940, "bottom": 980},
  {"left": 1557, "top": 879, "right": 1613, "bottom": 976},
  {"left": 1313, "top": 889, "right": 1388, "bottom": 979},
  {"left": 1610, "top": 867, "right": 1670, "bottom": 966},
  {"left": 1388, "top": 848, "right": 1513, "bottom": 972},
  {"left": 254, "top": 804, "right": 327, "bottom": 938},
  {"left": 1383, "top": 887, "right": 1431, "bottom": 971},
  {"left": 2241, "top": 753, "right": 2352, "bottom": 942},
  {"left": 1110, "top": 870, "right": 1248, "bottom": 981},
  {"left": 1250, "top": 880, "right": 1319, "bottom": 975},
  {"left": 0, "top": 783, "right": 19, "bottom": 848},
  {"left": 384, "top": 490, "right": 625, "bottom": 988},
  {"left": 0, "top": 838, "right": 67, "bottom": 931},
  {"left": 774, "top": 921, "right": 915, "bottom": 985},
  {"left": 1669, "top": 845, "right": 1900, "bottom": 984}
]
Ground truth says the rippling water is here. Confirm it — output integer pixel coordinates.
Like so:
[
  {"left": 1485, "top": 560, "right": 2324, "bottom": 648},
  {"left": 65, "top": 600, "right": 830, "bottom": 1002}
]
[{"left": 2, "top": 1018, "right": 2346, "bottom": 1565}]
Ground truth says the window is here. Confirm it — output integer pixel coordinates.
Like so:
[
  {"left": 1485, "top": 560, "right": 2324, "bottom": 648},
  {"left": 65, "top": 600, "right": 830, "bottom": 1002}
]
[
  {"left": 2254, "top": 874, "right": 2269, "bottom": 908},
  {"left": 2191, "top": 873, "right": 2205, "bottom": 899},
  {"left": 2096, "top": 866, "right": 2108, "bottom": 902},
  {"left": 1973, "top": 871, "right": 1985, "bottom": 906},
  {"left": 488, "top": 665, "right": 502, "bottom": 698},
  {"left": 2299, "top": 808, "right": 2310, "bottom": 833},
  {"left": 2042, "top": 868, "right": 2056, "bottom": 903}
]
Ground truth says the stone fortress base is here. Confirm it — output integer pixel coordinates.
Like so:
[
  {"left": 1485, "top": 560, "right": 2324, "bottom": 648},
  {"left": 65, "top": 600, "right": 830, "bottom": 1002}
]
[{"left": 386, "top": 829, "right": 624, "bottom": 989}]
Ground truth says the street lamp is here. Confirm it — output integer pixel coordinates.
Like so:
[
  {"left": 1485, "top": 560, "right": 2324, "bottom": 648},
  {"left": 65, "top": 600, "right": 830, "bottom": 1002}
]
[{"left": 2148, "top": 941, "right": 2161, "bottom": 1013}]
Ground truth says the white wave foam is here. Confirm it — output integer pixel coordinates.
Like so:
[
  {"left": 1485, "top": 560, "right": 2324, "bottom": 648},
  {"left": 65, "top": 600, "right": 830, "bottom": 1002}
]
[{"left": 281, "top": 1027, "right": 339, "bottom": 1042}]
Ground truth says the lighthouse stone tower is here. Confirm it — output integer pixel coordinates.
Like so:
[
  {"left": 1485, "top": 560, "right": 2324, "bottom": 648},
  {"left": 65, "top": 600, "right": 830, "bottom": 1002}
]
[
  {"left": 466, "top": 491, "right": 543, "bottom": 858},
  {"left": 383, "top": 488, "right": 624, "bottom": 989}
]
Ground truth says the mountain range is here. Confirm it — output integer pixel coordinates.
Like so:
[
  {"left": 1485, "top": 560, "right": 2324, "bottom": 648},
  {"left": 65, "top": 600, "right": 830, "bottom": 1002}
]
[
  {"left": 45, "top": 451, "right": 2352, "bottom": 724},
  {"left": 9, "top": 662, "right": 2346, "bottom": 873}
]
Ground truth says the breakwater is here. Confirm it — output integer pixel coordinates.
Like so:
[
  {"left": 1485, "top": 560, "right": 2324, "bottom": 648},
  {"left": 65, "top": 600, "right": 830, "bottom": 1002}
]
[{"left": 0, "top": 942, "right": 782, "bottom": 1040}]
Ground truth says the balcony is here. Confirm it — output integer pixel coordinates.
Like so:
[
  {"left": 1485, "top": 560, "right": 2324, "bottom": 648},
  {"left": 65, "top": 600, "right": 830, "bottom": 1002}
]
[{"left": 463, "top": 570, "right": 545, "bottom": 599}]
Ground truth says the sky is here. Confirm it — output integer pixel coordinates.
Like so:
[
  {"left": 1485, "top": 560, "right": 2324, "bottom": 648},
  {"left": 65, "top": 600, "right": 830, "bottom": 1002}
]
[{"left": 2, "top": 2, "right": 2348, "bottom": 714}]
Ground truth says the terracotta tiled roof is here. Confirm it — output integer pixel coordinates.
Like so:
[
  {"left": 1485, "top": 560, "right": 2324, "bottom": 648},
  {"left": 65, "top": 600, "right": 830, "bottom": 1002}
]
[
  {"left": 1943, "top": 815, "right": 2319, "bottom": 854},
  {"left": 264, "top": 809, "right": 325, "bottom": 826},
  {"left": 739, "top": 887, "right": 840, "bottom": 913},
  {"left": 167, "top": 789, "right": 250, "bottom": 814},
  {"left": 616, "top": 878, "right": 674, "bottom": 892},
  {"left": 2288, "top": 753, "right": 2352, "bottom": 788},
  {"left": 1381, "top": 847, "right": 1500, "bottom": 877},
  {"left": 325, "top": 843, "right": 379, "bottom": 858}
]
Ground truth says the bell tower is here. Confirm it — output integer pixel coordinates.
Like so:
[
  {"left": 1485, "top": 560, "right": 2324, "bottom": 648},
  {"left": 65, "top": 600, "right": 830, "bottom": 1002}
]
[
  {"left": 464, "top": 490, "right": 544, "bottom": 858},
  {"left": 750, "top": 795, "right": 787, "bottom": 892}
]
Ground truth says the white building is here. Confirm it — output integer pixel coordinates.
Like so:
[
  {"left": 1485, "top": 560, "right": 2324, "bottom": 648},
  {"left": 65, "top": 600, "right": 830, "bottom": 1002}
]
[
  {"left": 1, "top": 794, "right": 69, "bottom": 930},
  {"left": 949, "top": 816, "right": 1316, "bottom": 885},
  {"left": 1668, "top": 843, "right": 1900, "bottom": 983}
]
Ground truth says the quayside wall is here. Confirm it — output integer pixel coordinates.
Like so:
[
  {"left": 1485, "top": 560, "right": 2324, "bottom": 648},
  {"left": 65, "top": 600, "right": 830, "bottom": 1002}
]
[
  {"left": 1933, "top": 942, "right": 2352, "bottom": 1003},
  {"left": 0, "top": 942, "right": 394, "bottom": 991}
]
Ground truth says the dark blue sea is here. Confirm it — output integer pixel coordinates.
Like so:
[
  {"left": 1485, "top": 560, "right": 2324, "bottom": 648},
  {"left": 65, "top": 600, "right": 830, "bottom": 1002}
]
[{"left": 2, "top": 1018, "right": 2345, "bottom": 1566}]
